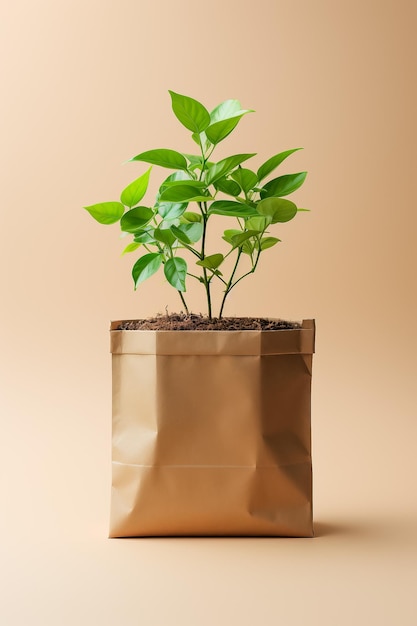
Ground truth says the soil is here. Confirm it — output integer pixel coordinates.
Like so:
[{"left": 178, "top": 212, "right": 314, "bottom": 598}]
[{"left": 117, "top": 313, "right": 301, "bottom": 331}]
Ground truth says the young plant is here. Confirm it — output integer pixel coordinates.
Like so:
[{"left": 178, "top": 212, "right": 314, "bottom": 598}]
[{"left": 84, "top": 91, "right": 308, "bottom": 319}]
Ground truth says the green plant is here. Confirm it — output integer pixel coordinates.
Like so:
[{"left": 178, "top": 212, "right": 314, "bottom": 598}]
[{"left": 84, "top": 91, "right": 308, "bottom": 319}]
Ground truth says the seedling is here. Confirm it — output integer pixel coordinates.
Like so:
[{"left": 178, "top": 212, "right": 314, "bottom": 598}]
[{"left": 85, "top": 91, "right": 308, "bottom": 318}]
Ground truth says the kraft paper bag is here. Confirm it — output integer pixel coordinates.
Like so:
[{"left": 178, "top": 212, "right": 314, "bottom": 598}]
[{"left": 109, "top": 319, "right": 315, "bottom": 537}]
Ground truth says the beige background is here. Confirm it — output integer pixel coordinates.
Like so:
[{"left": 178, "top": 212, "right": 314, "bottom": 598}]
[{"left": 1, "top": 0, "right": 416, "bottom": 624}]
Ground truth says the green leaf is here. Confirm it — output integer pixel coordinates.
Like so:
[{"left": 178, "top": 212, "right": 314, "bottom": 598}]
[
  {"left": 245, "top": 215, "right": 270, "bottom": 231},
  {"left": 120, "top": 167, "right": 151, "bottom": 208},
  {"left": 154, "top": 226, "right": 176, "bottom": 247},
  {"left": 224, "top": 230, "right": 255, "bottom": 255},
  {"left": 157, "top": 171, "right": 193, "bottom": 205},
  {"left": 260, "top": 172, "right": 307, "bottom": 198},
  {"left": 205, "top": 114, "right": 248, "bottom": 145},
  {"left": 182, "top": 195, "right": 214, "bottom": 203},
  {"left": 206, "top": 100, "right": 254, "bottom": 143},
  {"left": 171, "top": 225, "right": 191, "bottom": 245},
  {"left": 205, "top": 100, "right": 253, "bottom": 145},
  {"left": 260, "top": 236, "right": 280, "bottom": 250},
  {"left": 121, "top": 242, "right": 141, "bottom": 255},
  {"left": 210, "top": 99, "right": 242, "bottom": 121},
  {"left": 120, "top": 206, "right": 154, "bottom": 233},
  {"left": 257, "top": 148, "right": 303, "bottom": 182},
  {"left": 208, "top": 200, "right": 257, "bottom": 218},
  {"left": 230, "top": 168, "right": 258, "bottom": 193},
  {"left": 130, "top": 149, "right": 188, "bottom": 171},
  {"left": 161, "top": 179, "right": 207, "bottom": 189},
  {"left": 257, "top": 197, "right": 298, "bottom": 223},
  {"left": 169, "top": 90, "right": 210, "bottom": 133},
  {"left": 242, "top": 240, "right": 254, "bottom": 255},
  {"left": 84, "top": 201, "right": 124, "bottom": 225},
  {"left": 157, "top": 202, "right": 188, "bottom": 220},
  {"left": 133, "top": 228, "right": 155, "bottom": 244},
  {"left": 230, "top": 230, "right": 259, "bottom": 249},
  {"left": 160, "top": 170, "right": 193, "bottom": 184},
  {"left": 171, "top": 222, "right": 203, "bottom": 244},
  {"left": 196, "top": 254, "right": 224, "bottom": 270},
  {"left": 206, "top": 154, "right": 256, "bottom": 185},
  {"left": 182, "top": 212, "right": 202, "bottom": 223},
  {"left": 222, "top": 228, "right": 243, "bottom": 243},
  {"left": 164, "top": 257, "right": 187, "bottom": 291},
  {"left": 214, "top": 177, "right": 241, "bottom": 197},
  {"left": 222, "top": 229, "right": 242, "bottom": 244},
  {"left": 160, "top": 185, "right": 212, "bottom": 203},
  {"left": 184, "top": 154, "right": 204, "bottom": 168},
  {"left": 132, "top": 253, "right": 162, "bottom": 288}
]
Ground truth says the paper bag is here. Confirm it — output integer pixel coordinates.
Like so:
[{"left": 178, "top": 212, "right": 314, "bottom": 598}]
[{"left": 109, "top": 319, "right": 315, "bottom": 537}]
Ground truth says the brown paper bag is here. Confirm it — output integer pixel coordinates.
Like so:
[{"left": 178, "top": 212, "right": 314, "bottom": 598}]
[{"left": 109, "top": 319, "right": 315, "bottom": 537}]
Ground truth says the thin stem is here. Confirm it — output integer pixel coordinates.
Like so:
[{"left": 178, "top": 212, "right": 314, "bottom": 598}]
[
  {"left": 219, "top": 246, "right": 263, "bottom": 318},
  {"left": 205, "top": 214, "right": 214, "bottom": 317},
  {"left": 219, "top": 248, "right": 242, "bottom": 319},
  {"left": 207, "top": 270, "right": 227, "bottom": 286},
  {"left": 230, "top": 248, "right": 262, "bottom": 291},
  {"left": 205, "top": 144, "right": 216, "bottom": 162},
  {"left": 187, "top": 272, "right": 202, "bottom": 281},
  {"left": 205, "top": 276, "right": 212, "bottom": 319},
  {"left": 178, "top": 290, "right": 189, "bottom": 315},
  {"left": 195, "top": 201, "right": 212, "bottom": 319},
  {"left": 179, "top": 242, "right": 202, "bottom": 259},
  {"left": 196, "top": 138, "right": 214, "bottom": 319},
  {"left": 197, "top": 141, "right": 207, "bottom": 182},
  {"left": 197, "top": 201, "right": 207, "bottom": 219}
]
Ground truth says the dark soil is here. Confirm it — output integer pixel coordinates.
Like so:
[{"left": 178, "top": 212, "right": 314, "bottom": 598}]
[{"left": 117, "top": 313, "right": 300, "bottom": 331}]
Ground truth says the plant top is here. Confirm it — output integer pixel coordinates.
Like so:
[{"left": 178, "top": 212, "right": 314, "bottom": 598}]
[{"left": 84, "top": 91, "right": 308, "bottom": 319}]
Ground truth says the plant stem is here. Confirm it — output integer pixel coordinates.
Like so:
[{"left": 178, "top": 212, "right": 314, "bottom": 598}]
[
  {"left": 228, "top": 249, "right": 262, "bottom": 292},
  {"left": 181, "top": 242, "right": 202, "bottom": 259},
  {"left": 187, "top": 272, "right": 202, "bottom": 281},
  {"left": 199, "top": 203, "right": 212, "bottom": 319},
  {"left": 195, "top": 140, "right": 214, "bottom": 320},
  {"left": 203, "top": 222, "right": 212, "bottom": 318},
  {"left": 219, "top": 248, "right": 242, "bottom": 319},
  {"left": 177, "top": 290, "right": 189, "bottom": 315},
  {"left": 204, "top": 276, "right": 212, "bottom": 318},
  {"left": 219, "top": 247, "right": 263, "bottom": 318}
]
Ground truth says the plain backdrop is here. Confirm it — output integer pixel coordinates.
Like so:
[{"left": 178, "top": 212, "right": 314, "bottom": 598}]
[{"left": 0, "top": 1, "right": 416, "bottom": 624}]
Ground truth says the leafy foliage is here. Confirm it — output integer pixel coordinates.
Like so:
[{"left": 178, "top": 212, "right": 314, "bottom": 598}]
[{"left": 84, "top": 91, "right": 309, "bottom": 318}]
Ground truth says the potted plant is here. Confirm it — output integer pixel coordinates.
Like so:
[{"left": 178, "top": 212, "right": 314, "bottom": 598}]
[{"left": 85, "top": 91, "right": 316, "bottom": 537}]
